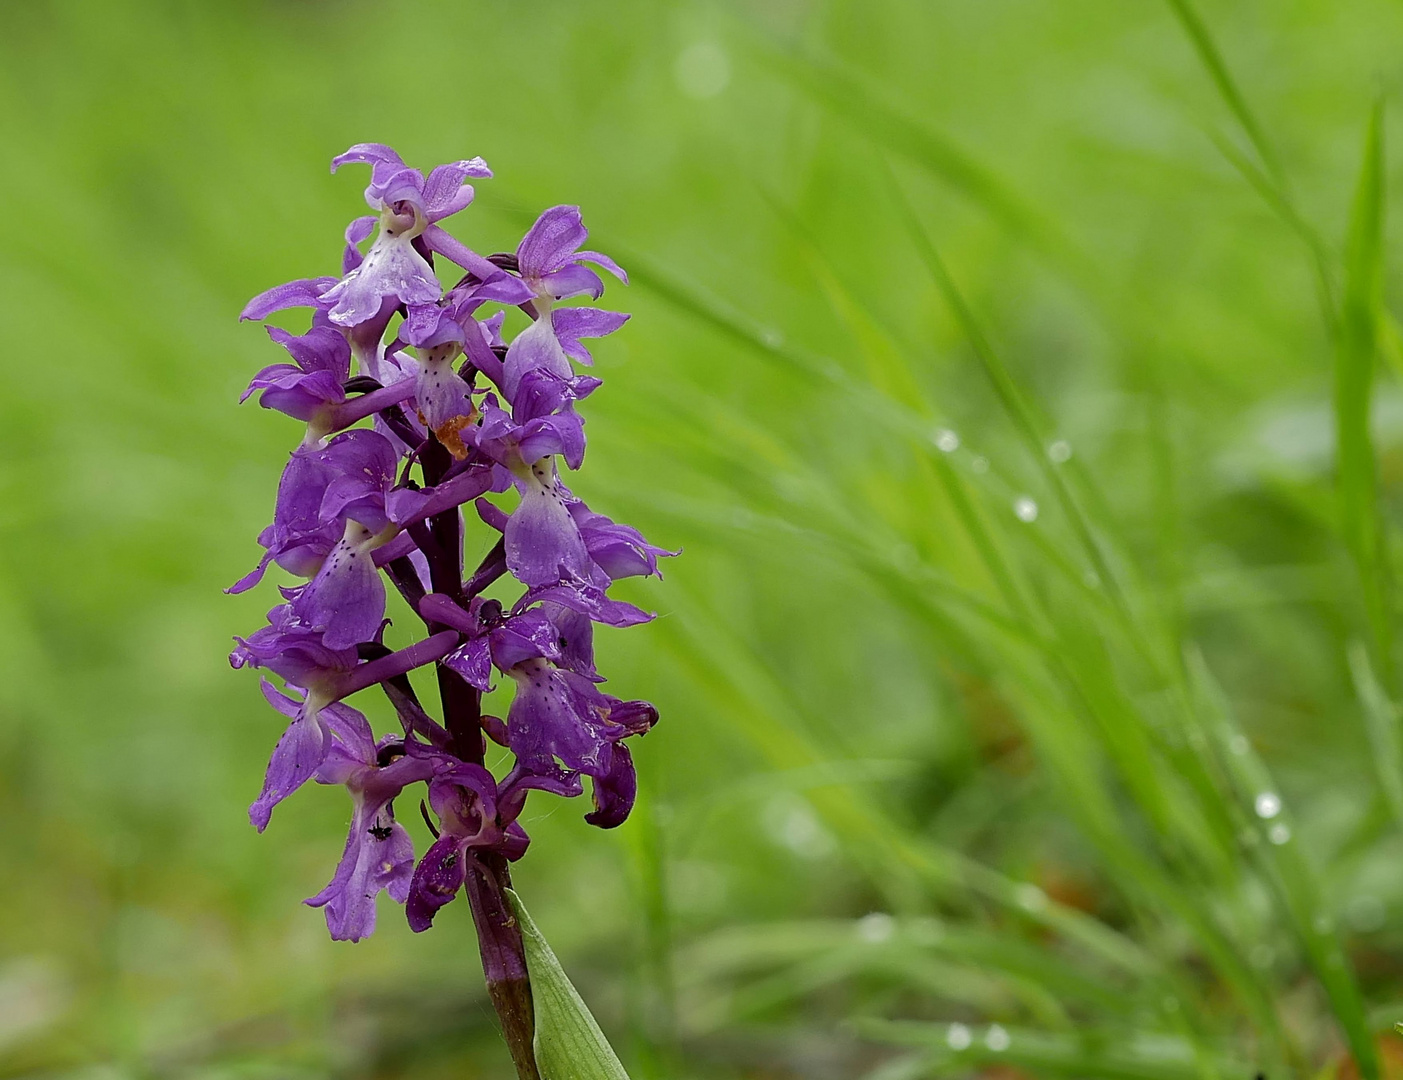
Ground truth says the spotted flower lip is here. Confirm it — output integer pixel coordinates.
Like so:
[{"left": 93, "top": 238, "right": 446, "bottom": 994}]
[{"left": 232, "top": 144, "right": 672, "bottom": 955}]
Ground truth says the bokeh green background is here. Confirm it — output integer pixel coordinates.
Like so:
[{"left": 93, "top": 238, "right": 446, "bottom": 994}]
[{"left": 4, "top": 1, "right": 1403, "bottom": 1077}]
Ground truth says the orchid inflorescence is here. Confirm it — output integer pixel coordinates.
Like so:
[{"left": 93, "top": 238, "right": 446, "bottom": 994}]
[{"left": 227, "top": 143, "right": 672, "bottom": 974}]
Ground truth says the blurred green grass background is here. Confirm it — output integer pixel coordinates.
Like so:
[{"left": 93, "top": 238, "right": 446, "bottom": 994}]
[{"left": 4, "top": 0, "right": 1403, "bottom": 1077}]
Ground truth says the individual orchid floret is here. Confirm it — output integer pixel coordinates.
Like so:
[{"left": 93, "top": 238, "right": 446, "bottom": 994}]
[
  {"left": 406, "top": 760, "right": 528, "bottom": 932},
  {"left": 499, "top": 306, "right": 624, "bottom": 404},
  {"left": 504, "top": 657, "right": 656, "bottom": 828},
  {"left": 318, "top": 144, "right": 497, "bottom": 329},
  {"left": 305, "top": 716, "right": 447, "bottom": 942},
  {"left": 240, "top": 678, "right": 366, "bottom": 833},
  {"left": 240, "top": 275, "right": 394, "bottom": 373},
  {"left": 230, "top": 603, "right": 359, "bottom": 691},
  {"left": 232, "top": 609, "right": 460, "bottom": 829},
  {"left": 516, "top": 205, "right": 627, "bottom": 305},
  {"left": 228, "top": 446, "right": 343, "bottom": 594},
  {"left": 287, "top": 430, "right": 400, "bottom": 647},
  {"left": 241, "top": 325, "right": 351, "bottom": 425}
]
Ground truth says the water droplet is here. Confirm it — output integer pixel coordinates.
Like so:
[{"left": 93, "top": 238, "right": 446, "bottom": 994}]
[
  {"left": 1048, "top": 439, "right": 1072, "bottom": 463},
  {"left": 1016, "top": 883, "right": 1047, "bottom": 912},
  {"left": 1254, "top": 792, "right": 1281, "bottom": 819},
  {"left": 760, "top": 328, "right": 783, "bottom": 348},
  {"left": 856, "top": 912, "right": 894, "bottom": 943},
  {"left": 1082, "top": 569, "right": 1101, "bottom": 589},
  {"left": 933, "top": 428, "right": 960, "bottom": 453},
  {"left": 1014, "top": 496, "right": 1038, "bottom": 522},
  {"left": 1229, "top": 734, "right": 1249, "bottom": 756},
  {"left": 1249, "top": 944, "right": 1274, "bottom": 970},
  {"left": 946, "top": 1023, "right": 972, "bottom": 1051},
  {"left": 674, "top": 41, "right": 730, "bottom": 99},
  {"left": 971, "top": 456, "right": 989, "bottom": 474},
  {"left": 985, "top": 1024, "right": 1011, "bottom": 1052},
  {"left": 1268, "top": 823, "right": 1291, "bottom": 845}
]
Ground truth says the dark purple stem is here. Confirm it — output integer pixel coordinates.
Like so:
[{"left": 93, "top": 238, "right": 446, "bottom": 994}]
[
  {"left": 416, "top": 433, "right": 538, "bottom": 1078},
  {"left": 466, "top": 851, "right": 540, "bottom": 1080}
]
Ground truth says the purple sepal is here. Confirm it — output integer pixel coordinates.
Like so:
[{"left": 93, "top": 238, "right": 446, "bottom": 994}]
[
  {"left": 569, "top": 501, "right": 677, "bottom": 581},
  {"left": 241, "top": 326, "right": 351, "bottom": 421},
  {"left": 230, "top": 603, "right": 358, "bottom": 687},
  {"left": 443, "top": 637, "right": 494, "bottom": 692},
  {"left": 240, "top": 277, "right": 338, "bottom": 322},
  {"left": 552, "top": 307, "right": 629, "bottom": 366},
  {"left": 488, "top": 610, "right": 562, "bottom": 670},
  {"left": 247, "top": 681, "right": 373, "bottom": 833}
]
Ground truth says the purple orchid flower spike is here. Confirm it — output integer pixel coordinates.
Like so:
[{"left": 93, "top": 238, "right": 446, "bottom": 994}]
[
  {"left": 230, "top": 146, "right": 674, "bottom": 1078},
  {"left": 319, "top": 144, "right": 498, "bottom": 329}
]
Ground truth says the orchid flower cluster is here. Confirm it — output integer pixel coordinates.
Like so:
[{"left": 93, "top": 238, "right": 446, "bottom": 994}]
[{"left": 227, "top": 144, "right": 671, "bottom": 962}]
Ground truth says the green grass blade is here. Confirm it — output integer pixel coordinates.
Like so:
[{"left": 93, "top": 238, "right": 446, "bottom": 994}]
[
  {"left": 1186, "top": 647, "right": 1381, "bottom": 1080},
  {"left": 1163, "top": 0, "right": 1284, "bottom": 186},
  {"left": 1347, "top": 639, "right": 1403, "bottom": 827},
  {"left": 885, "top": 168, "right": 1128, "bottom": 618},
  {"left": 1335, "top": 98, "right": 1394, "bottom": 689},
  {"left": 738, "top": 36, "right": 1072, "bottom": 264}
]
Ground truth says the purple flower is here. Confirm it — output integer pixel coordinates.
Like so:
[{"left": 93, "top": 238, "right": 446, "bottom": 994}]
[
  {"left": 229, "top": 147, "right": 673, "bottom": 961},
  {"left": 306, "top": 725, "right": 446, "bottom": 942},
  {"left": 240, "top": 276, "right": 393, "bottom": 372},
  {"left": 318, "top": 144, "right": 496, "bottom": 329},
  {"left": 241, "top": 325, "right": 351, "bottom": 427},
  {"left": 286, "top": 430, "right": 400, "bottom": 648},
  {"left": 230, "top": 604, "right": 359, "bottom": 690},
  {"left": 568, "top": 501, "right": 676, "bottom": 581},
  {"left": 500, "top": 307, "right": 624, "bottom": 404},
  {"left": 401, "top": 304, "right": 477, "bottom": 455},
  {"left": 406, "top": 760, "right": 528, "bottom": 932},
  {"left": 228, "top": 446, "right": 342, "bottom": 594},
  {"left": 242, "top": 679, "right": 368, "bottom": 833},
  {"left": 516, "top": 205, "right": 627, "bottom": 303},
  {"left": 503, "top": 658, "right": 656, "bottom": 828}
]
